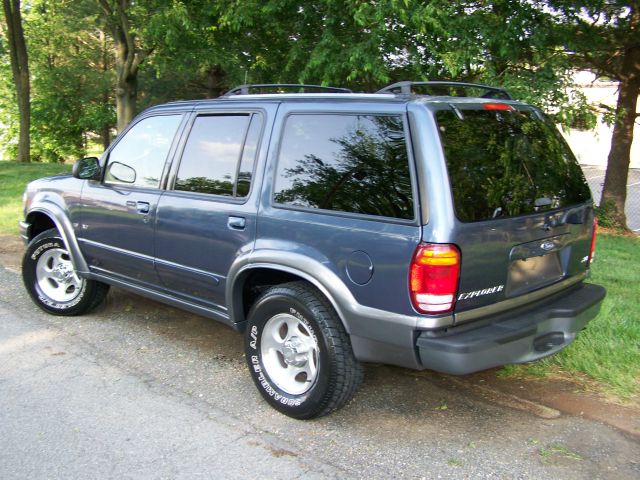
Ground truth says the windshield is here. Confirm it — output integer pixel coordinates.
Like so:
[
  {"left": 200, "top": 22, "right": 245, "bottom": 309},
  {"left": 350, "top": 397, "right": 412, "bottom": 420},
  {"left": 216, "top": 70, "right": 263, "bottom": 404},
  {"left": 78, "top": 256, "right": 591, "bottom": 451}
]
[{"left": 436, "top": 108, "right": 591, "bottom": 222}]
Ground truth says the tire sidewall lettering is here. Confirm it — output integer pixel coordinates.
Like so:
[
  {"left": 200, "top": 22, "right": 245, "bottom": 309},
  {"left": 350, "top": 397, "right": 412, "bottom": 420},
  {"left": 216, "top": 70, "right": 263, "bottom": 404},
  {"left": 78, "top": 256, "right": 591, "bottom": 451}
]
[
  {"left": 251, "top": 354, "right": 303, "bottom": 407},
  {"left": 36, "top": 283, "right": 87, "bottom": 310},
  {"left": 249, "top": 302, "right": 321, "bottom": 409},
  {"left": 249, "top": 325, "right": 258, "bottom": 350},
  {"left": 30, "top": 241, "right": 61, "bottom": 261},
  {"left": 27, "top": 236, "right": 86, "bottom": 312},
  {"left": 288, "top": 307, "right": 318, "bottom": 345}
]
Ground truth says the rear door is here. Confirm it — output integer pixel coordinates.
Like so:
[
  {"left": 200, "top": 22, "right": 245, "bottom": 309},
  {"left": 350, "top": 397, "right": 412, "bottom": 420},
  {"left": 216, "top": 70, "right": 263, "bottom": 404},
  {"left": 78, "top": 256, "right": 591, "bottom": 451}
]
[
  {"left": 153, "top": 104, "right": 275, "bottom": 313},
  {"left": 433, "top": 104, "right": 595, "bottom": 318}
]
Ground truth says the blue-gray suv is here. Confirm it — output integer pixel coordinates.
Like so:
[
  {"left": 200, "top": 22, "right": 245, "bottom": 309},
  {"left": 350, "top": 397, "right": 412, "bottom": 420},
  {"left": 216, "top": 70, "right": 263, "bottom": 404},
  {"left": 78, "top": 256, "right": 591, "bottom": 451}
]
[{"left": 20, "top": 82, "right": 605, "bottom": 418}]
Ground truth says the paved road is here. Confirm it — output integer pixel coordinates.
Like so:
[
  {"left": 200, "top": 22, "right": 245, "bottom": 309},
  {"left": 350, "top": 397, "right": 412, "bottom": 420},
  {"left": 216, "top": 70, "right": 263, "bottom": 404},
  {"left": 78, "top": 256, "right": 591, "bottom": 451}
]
[
  {"left": 582, "top": 166, "right": 640, "bottom": 232},
  {"left": 0, "top": 264, "right": 638, "bottom": 479}
]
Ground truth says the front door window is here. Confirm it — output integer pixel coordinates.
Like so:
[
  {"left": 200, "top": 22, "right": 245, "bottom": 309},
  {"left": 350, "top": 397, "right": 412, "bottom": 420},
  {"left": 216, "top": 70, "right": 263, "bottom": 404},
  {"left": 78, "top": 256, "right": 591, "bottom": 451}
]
[{"left": 105, "top": 115, "right": 183, "bottom": 188}]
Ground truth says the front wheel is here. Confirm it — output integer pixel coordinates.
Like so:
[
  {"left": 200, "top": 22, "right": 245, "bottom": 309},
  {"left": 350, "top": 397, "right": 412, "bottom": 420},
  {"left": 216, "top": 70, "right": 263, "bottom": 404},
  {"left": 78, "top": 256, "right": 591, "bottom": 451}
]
[
  {"left": 245, "top": 281, "right": 363, "bottom": 419},
  {"left": 22, "top": 229, "right": 109, "bottom": 316}
]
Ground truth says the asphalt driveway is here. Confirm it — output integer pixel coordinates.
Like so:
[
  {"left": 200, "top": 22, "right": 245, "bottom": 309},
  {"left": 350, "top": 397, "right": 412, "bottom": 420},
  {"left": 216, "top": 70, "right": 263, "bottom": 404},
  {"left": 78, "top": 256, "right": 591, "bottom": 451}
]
[{"left": 1, "top": 256, "right": 638, "bottom": 479}]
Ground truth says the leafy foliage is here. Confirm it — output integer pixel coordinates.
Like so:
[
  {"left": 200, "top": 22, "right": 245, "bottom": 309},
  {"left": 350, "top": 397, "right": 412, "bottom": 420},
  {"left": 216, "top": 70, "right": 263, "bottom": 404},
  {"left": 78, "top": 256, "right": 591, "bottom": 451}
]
[
  {"left": 0, "top": 0, "right": 634, "bottom": 210},
  {"left": 540, "top": 1, "right": 640, "bottom": 229},
  {"left": 2, "top": 0, "right": 114, "bottom": 162}
]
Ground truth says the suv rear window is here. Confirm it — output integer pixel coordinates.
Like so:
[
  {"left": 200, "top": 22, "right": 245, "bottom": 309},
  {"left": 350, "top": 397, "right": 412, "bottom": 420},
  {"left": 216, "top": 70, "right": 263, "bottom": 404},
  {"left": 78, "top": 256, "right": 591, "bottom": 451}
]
[
  {"left": 437, "top": 109, "right": 591, "bottom": 222},
  {"left": 274, "top": 114, "right": 414, "bottom": 220}
]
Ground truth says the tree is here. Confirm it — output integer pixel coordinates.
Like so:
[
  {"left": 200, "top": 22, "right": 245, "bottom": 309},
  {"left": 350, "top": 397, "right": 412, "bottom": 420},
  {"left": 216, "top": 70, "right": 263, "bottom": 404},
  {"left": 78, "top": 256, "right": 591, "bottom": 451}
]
[
  {"left": 2, "top": 0, "right": 30, "bottom": 162},
  {"left": 140, "top": 1, "right": 240, "bottom": 101},
  {"left": 214, "top": 0, "right": 398, "bottom": 90},
  {"left": 98, "top": 0, "right": 216, "bottom": 131},
  {"left": 98, "top": 0, "right": 155, "bottom": 132},
  {"left": 24, "top": 0, "right": 115, "bottom": 161},
  {"left": 1, "top": 0, "right": 633, "bottom": 186},
  {"left": 214, "top": 0, "right": 581, "bottom": 106},
  {"left": 544, "top": 1, "right": 640, "bottom": 229},
  {"left": 0, "top": 0, "right": 116, "bottom": 162}
]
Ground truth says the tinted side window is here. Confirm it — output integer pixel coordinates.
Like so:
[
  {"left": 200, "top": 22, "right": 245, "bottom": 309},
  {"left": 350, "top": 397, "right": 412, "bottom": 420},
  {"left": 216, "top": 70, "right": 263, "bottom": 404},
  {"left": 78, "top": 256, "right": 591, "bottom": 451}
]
[
  {"left": 274, "top": 114, "right": 414, "bottom": 219},
  {"left": 236, "top": 116, "right": 262, "bottom": 197},
  {"left": 105, "top": 115, "right": 182, "bottom": 188},
  {"left": 174, "top": 114, "right": 261, "bottom": 197}
]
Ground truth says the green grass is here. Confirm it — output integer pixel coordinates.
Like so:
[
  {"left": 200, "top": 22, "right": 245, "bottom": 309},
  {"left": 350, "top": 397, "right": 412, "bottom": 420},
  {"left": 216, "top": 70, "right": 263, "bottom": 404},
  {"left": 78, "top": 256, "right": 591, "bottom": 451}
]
[
  {"left": 0, "top": 160, "right": 71, "bottom": 235},
  {"left": 501, "top": 232, "right": 640, "bottom": 400}
]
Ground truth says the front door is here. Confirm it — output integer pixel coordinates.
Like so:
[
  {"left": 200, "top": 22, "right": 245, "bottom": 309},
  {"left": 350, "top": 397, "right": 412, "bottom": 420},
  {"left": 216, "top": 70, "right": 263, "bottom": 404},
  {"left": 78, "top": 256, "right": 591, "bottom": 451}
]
[{"left": 78, "top": 113, "right": 185, "bottom": 286}]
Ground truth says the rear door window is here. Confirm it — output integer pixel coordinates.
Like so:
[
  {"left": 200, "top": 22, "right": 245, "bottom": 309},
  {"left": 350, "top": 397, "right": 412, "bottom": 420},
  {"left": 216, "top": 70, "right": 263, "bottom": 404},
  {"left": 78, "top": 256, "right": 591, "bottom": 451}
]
[
  {"left": 274, "top": 114, "right": 414, "bottom": 220},
  {"left": 437, "top": 109, "right": 591, "bottom": 222},
  {"left": 174, "top": 113, "right": 261, "bottom": 197}
]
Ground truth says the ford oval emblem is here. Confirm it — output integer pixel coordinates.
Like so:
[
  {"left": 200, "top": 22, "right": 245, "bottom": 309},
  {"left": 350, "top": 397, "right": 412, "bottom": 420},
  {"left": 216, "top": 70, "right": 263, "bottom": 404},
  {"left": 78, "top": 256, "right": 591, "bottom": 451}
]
[{"left": 540, "top": 240, "right": 555, "bottom": 251}]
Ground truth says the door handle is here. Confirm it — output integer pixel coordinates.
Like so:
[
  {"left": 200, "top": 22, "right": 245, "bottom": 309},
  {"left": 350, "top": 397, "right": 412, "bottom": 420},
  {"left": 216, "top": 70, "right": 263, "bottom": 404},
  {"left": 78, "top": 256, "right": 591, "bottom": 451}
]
[
  {"left": 227, "top": 216, "right": 246, "bottom": 230},
  {"left": 136, "top": 201, "right": 150, "bottom": 214}
]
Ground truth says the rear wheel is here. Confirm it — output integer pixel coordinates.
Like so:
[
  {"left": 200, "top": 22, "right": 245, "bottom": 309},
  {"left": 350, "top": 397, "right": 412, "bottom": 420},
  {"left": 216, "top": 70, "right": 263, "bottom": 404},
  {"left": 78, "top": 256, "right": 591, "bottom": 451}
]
[
  {"left": 22, "top": 229, "right": 109, "bottom": 315},
  {"left": 245, "top": 281, "right": 363, "bottom": 419}
]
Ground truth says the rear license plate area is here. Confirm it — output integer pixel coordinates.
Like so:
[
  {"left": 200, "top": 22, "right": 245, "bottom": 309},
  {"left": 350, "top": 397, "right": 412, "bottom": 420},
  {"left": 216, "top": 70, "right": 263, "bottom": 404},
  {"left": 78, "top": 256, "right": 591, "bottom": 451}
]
[{"left": 506, "top": 252, "right": 563, "bottom": 297}]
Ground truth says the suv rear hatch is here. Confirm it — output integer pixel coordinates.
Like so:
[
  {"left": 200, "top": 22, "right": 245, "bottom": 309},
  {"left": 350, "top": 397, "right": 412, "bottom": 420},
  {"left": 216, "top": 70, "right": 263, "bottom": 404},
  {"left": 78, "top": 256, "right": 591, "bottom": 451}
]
[{"left": 434, "top": 102, "right": 595, "bottom": 321}]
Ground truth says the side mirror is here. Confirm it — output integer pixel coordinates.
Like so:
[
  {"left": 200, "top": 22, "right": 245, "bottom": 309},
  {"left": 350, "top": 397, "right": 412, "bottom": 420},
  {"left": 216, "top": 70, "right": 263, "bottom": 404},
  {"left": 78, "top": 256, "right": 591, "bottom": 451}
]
[{"left": 72, "top": 157, "right": 101, "bottom": 180}]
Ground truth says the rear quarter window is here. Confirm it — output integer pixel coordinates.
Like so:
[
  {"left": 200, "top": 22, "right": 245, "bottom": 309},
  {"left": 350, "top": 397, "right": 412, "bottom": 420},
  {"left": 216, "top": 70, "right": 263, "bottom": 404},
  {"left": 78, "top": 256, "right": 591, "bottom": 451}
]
[
  {"left": 273, "top": 114, "right": 414, "bottom": 220},
  {"left": 437, "top": 108, "right": 591, "bottom": 222}
]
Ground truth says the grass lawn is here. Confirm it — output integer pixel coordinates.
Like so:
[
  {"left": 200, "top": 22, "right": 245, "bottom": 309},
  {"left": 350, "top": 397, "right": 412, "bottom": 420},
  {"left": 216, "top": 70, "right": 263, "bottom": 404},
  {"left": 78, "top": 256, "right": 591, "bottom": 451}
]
[
  {"left": 0, "top": 160, "right": 71, "bottom": 235},
  {"left": 500, "top": 232, "right": 640, "bottom": 400},
  {"left": 1, "top": 160, "right": 638, "bottom": 400}
]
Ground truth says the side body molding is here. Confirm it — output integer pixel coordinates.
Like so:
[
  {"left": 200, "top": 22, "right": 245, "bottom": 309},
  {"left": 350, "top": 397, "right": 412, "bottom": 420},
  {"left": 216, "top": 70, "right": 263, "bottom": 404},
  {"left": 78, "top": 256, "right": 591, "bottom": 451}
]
[{"left": 26, "top": 197, "right": 90, "bottom": 274}]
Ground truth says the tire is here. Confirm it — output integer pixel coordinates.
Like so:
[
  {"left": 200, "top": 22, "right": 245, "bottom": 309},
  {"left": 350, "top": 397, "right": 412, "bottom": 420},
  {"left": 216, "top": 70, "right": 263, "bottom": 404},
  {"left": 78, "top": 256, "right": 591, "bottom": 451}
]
[
  {"left": 245, "top": 281, "right": 363, "bottom": 419},
  {"left": 22, "top": 228, "right": 109, "bottom": 316}
]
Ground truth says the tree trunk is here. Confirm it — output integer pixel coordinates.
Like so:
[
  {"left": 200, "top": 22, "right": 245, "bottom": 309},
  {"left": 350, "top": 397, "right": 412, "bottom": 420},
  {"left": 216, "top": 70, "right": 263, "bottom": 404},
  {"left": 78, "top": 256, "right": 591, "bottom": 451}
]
[
  {"left": 2, "top": 0, "right": 30, "bottom": 163},
  {"left": 206, "top": 65, "right": 225, "bottom": 99},
  {"left": 99, "top": 28, "right": 111, "bottom": 150},
  {"left": 115, "top": 65, "right": 137, "bottom": 132},
  {"left": 112, "top": 9, "right": 137, "bottom": 133},
  {"left": 100, "top": 0, "right": 148, "bottom": 133},
  {"left": 599, "top": 51, "right": 640, "bottom": 229},
  {"left": 100, "top": 125, "right": 111, "bottom": 151}
]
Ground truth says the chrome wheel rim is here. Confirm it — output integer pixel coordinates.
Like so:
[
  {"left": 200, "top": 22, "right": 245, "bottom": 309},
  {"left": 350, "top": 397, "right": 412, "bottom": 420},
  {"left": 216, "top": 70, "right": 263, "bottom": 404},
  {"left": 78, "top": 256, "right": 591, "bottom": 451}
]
[
  {"left": 35, "top": 248, "right": 84, "bottom": 303},
  {"left": 261, "top": 313, "right": 319, "bottom": 395}
]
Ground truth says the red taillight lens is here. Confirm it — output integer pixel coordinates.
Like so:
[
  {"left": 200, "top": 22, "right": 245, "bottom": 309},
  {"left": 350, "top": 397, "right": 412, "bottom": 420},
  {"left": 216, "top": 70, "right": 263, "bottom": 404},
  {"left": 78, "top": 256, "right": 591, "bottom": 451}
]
[
  {"left": 483, "top": 103, "right": 515, "bottom": 111},
  {"left": 588, "top": 217, "right": 597, "bottom": 265},
  {"left": 410, "top": 243, "right": 461, "bottom": 314}
]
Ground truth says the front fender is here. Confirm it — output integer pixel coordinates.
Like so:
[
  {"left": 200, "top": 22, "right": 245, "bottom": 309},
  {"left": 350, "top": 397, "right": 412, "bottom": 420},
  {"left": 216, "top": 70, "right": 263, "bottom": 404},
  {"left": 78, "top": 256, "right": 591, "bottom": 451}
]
[{"left": 26, "top": 197, "right": 89, "bottom": 274}]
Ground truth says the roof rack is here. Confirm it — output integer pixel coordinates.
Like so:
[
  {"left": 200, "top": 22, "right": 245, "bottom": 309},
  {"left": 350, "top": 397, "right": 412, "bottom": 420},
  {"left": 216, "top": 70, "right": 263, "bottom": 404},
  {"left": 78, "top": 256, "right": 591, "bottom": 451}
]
[
  {"left": 376, "top": 81, "right": 512, "bottom": 100},
  {"left": 223, "top": 84, "right": 353, "bottom": 96}
]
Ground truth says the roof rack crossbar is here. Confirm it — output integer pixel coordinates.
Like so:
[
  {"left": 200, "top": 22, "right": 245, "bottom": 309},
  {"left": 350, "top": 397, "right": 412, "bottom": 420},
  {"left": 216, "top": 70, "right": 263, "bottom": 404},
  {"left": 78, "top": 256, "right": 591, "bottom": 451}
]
[
  {"left": 223, "top": 84, "right": 353, "bottom": 96},
  {"left": 376, "top": 81, "right": 511, "bottom": 99}
]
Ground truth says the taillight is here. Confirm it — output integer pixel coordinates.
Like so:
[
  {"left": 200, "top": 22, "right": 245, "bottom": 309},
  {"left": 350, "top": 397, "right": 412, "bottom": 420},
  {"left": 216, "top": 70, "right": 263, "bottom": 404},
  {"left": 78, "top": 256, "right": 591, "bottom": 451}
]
[
  {"left": 588, "top": 217, "right": 597, "bottom": 265},
  {"left": 410, "top": 243, "right": 461, "bottom": 314},
  {"left": 483, "top": 103, "right": 515, "bottom": 111}
]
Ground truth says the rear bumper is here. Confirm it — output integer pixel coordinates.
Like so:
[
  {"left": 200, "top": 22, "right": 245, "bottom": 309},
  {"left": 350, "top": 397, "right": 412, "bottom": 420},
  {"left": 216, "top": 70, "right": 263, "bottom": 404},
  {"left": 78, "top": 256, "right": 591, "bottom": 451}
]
[{"left": 416, "top": 283, "right": 606, "bottom": 375}]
